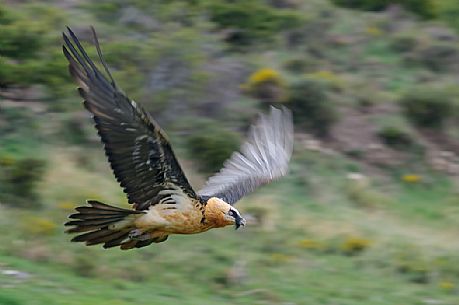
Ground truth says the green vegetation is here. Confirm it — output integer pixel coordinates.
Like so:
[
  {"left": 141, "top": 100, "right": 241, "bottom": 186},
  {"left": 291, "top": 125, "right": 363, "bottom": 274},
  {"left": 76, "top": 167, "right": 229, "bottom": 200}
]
[
  {"left": 244, "top": 68, "right": 287, "bottom": 104},
  {"left": 399, "top": 86, "right": 456, "bottom": 129},
  {"left": 187, "top": 121, "right": 240, "bottom": 173},
  {"left": 377, "top": 126, "right": 414, "bottom": 149},
  {"left": 331, "top": 0, "right": 436, "bottom": 18},
  {"left": 0, "top": 156, "right": 46, "bottom": 208},
  {"left": 287, "top": 77, "right": 337, "bottom": 137},
  {"left": 204, "top": 0, "right": 302, "bottom": 46},
  {"left": 1, "top": 0, "right": 459, "bottom": 304}
]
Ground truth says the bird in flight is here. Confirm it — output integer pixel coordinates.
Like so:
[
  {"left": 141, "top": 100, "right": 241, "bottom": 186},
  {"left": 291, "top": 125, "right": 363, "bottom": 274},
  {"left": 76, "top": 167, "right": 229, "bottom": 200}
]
[{"left": 63, "top": 27, "right": 293, "bottom": 250}]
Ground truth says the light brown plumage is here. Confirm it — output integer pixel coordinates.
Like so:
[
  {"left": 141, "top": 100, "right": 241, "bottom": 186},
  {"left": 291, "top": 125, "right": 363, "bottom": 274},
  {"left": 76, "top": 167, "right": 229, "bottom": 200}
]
[{"left": 63, "top": 27, "right": 293, "bottom": 250}]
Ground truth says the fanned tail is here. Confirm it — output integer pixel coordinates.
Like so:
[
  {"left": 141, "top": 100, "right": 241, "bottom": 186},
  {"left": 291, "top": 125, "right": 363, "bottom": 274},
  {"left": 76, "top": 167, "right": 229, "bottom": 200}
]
[{"left": 65, "top": 200, "right": 144, "bottom": 249}]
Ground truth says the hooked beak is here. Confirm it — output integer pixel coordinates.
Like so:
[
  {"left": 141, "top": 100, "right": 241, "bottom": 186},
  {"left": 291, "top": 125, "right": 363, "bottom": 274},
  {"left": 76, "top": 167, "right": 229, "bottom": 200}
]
[{"left": 235, "top": 216, "right": 246, "bottom": 230}]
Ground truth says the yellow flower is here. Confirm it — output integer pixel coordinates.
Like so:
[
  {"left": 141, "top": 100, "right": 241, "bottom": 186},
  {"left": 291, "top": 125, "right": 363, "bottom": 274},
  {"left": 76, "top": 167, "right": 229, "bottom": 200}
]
[
  {"left": 340, "top": 236, "right": 371, "bottom": 255},
  {"left": 247, "top": 68, "right": 282, "bottom": 86},
  {"left": 22, "top": 216, "right": 57, "bottom": 236},
  {"left": 402, "top": 174, "right": 422, "bottom": 184},
  {"left": 270, "top": 253, "right": 293, "bottom": 263},
  {"left": 439, "top": 280, "right": 455, "bottom": 291},
  {"left": 57, "top": 201, "right": 76, "bottom": 211},
  {"left": 298, "top": 239, "right": 323, "bottom": 250},
  {"left": 244, "top": 68, "right": 286, "bottom": 102},
  {"left": 366, "top": 26, "right": 383, "bottom": 37},
  {"left": 0, "top": 155, "right": 15, "bottom": 166}
]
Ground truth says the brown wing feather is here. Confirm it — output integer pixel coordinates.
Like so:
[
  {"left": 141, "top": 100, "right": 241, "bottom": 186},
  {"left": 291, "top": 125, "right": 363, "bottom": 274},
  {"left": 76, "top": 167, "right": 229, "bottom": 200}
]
[{"left": 63, "top": 27, "right": 197, "bottom": 210}]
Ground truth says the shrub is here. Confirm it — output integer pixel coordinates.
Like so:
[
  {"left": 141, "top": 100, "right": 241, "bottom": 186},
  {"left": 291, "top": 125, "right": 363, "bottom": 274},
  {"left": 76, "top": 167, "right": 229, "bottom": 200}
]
[
  {"left": 330, "top": 0, "right": 436, "bottom": 19},
  {"left": 244, "top": 68, "right": 287, "bottom": 103},
  {"left": 305, "top": 70, "right": 344, "bottom": 91},
  {"left": 340, "top": 236, "right": 371, "bottom": 255},
  {"left": 390, "top": 33, "right": 418, "bottom": 53},
  {"left": 204, "top": 1, "right": 302, "bottom": 46},
  {"left": 60, "top": 115, "right": 90, "bottom": 145},
  {"left": 399, "top": 87, "right": 455, "bottom": 129},
  {"left": 287, "top": 77, "right": 337, "bottom": 137},
  {"left": 436, "top": 0, "right": 459, "bottom": 33},
  {"left": 377, "top": 126, "right": 414, "bottom": 149},
  {"left": 283, "top": 57, "right": 315, "bottom": 74},
  {"left": 187, "top": 121, "right": 240, "bottom": 173},
  {"left": 394, "top": 249, "right": 431, "bottom": 284},
  {"left": 267, "top": 0, "right": 301, "bottom": 9},
  {"left": 0, "top": 156, "right": 46, "bottom": 207},
  {"left": 21, "top": 216, "right": 57, "bottom": 236},
  {"left": 0, "top": 4, "right": 68, "bottom": 93},
  {"left": 0, "top": 10, "right": 43, "bottom": 59},
  {"left": 415, "top": 42, "right": 459, "bottom": 72}
]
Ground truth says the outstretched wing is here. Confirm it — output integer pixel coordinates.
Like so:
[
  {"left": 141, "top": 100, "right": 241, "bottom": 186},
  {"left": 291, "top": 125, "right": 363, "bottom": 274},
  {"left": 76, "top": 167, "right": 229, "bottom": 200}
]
[
  {"left": 63, "top": 27, "right": 198, "bottom": 210},
  {"left": 198, "top": 106, "right": 293, "bottom": 205}
]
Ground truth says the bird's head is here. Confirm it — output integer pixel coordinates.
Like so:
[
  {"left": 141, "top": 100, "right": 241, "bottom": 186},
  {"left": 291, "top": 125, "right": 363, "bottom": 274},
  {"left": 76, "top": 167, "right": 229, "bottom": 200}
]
[{"left": 205, "top": 197, "right": 246, "bottom": 229}]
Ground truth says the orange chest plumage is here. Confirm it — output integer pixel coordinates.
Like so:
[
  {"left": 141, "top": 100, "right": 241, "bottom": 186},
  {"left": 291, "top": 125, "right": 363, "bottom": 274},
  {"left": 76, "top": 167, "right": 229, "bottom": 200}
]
[{"left": 161, "top": 206, "right": 210, "bottom": 234}]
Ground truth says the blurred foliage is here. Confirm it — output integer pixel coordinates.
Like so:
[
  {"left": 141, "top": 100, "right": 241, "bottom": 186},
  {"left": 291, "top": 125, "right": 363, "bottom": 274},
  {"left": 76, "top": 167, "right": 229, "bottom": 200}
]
[
  {"left": 283, "top": 57, "right": 316, "bottom": 74},
  {"left": 339, "top": 236, "right": 371, "bottom": 255},
  {"left": 330, "top": 0, "right": 436, "bottom": 19},
  {"left": 0, "top": 156, "right": 46, "bottom": 208},
  {"left": 377, "top": 126, "right": 414, "bottom": 150},
  {"left": 186, "top": 120, "right": 240, "bottom": 173},
  {"left": 0, "top": 4, "right": 69, "bottom": 92},
  {"left": 243, "top": 68, "right": 287, "bottom": 104},
  {"left": 390, "top": 32, "right": 418, "bottom": 53},
  {"left": 399, "top": 86, "right": 456, "bottom": 129},
  {"left": 393, "top": 246, "right": 432, "bottom": 284},
  {"left": 203, "top": 0, "right": 303, "bottom": 46},
  {"left": 435, "top": 0, "right": 459, "bottom": 33},
  {"left": 286, "top": 77, "right": 337, "bottom": 137},
  {"left": 21, "top": 216, "right": 57, "bottom": 236},
  {"left": 414, "top": 42, "right": 459, "bottom": 72}
]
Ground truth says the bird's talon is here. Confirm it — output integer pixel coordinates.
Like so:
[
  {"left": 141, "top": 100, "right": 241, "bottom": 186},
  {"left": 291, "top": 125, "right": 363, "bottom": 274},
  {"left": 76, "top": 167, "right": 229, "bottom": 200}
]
[
  {"left": 128, "top": 229, "right": 143, "bottom": 240},
  {"left": 129, "top": 230, "right": 152, "bottom": 241}
]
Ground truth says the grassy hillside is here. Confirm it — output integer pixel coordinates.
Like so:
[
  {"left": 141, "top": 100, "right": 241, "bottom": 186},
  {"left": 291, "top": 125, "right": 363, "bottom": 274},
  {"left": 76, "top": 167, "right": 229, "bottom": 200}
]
[{"left": 1, "top": 1, "right": 459, "bottom": 304}]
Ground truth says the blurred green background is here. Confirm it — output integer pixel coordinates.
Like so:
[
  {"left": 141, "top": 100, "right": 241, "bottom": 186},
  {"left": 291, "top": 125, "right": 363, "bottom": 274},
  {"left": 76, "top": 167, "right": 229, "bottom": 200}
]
[{"left": 1, "top": 0, "right": 459, "bottom": 304}]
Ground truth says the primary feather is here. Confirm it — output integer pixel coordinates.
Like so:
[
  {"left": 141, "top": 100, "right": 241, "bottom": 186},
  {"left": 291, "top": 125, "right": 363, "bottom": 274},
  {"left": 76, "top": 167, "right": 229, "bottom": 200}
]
[
  {"left": 63, "top": 27, "right": 197, "bottom": 211},
  {"left": 198, "top": 107, "right": 293, "bottom": 205}
]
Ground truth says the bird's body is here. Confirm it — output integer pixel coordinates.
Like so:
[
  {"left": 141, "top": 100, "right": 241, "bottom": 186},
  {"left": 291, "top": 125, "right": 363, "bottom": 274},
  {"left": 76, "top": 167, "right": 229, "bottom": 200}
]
[
  {"left": 62, "top": 27, "right": 293, "bottom": 250},
  {"left": 134, "top": 196, "right": 232, "bottom": 235}
]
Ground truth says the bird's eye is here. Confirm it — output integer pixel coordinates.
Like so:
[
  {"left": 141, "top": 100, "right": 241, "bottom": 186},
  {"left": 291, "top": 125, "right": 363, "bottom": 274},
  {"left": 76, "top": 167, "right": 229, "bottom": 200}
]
[{"left": 229, "top": 210, "right": 235, "bottom": 217}]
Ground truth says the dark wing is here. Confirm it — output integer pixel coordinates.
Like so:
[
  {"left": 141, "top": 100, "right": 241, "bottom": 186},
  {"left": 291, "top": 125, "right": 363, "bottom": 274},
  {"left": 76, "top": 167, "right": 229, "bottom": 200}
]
[
  {"left": 198, "top": 106, "right": 293, "bottom": 205},
  {"left": 63, "top": 27, "right": 198, "bottom": 210}
]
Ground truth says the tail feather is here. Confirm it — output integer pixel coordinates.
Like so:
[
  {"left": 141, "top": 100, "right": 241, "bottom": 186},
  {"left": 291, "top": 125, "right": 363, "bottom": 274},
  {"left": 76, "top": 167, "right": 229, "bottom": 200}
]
[
  {"left": 69, "top": 213, "right": 125, "bottom": 220},
  {"left": 66, "top": 218, "right": 125, "bottom": 227},
  {"left": 75, "top": 207, "right": 125, "bottom": 215},
  {"left": 103, "top": 232, "right": 131, "bottom": 248},
  {"left": 87, "top": 230, "right": 129, "bottom": 246},
  {"left": 65, "top": 200, "right": 144, "bottom": 248},
  {"left": 71, "top": 228, "right": 114, "bottom": 243}
]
